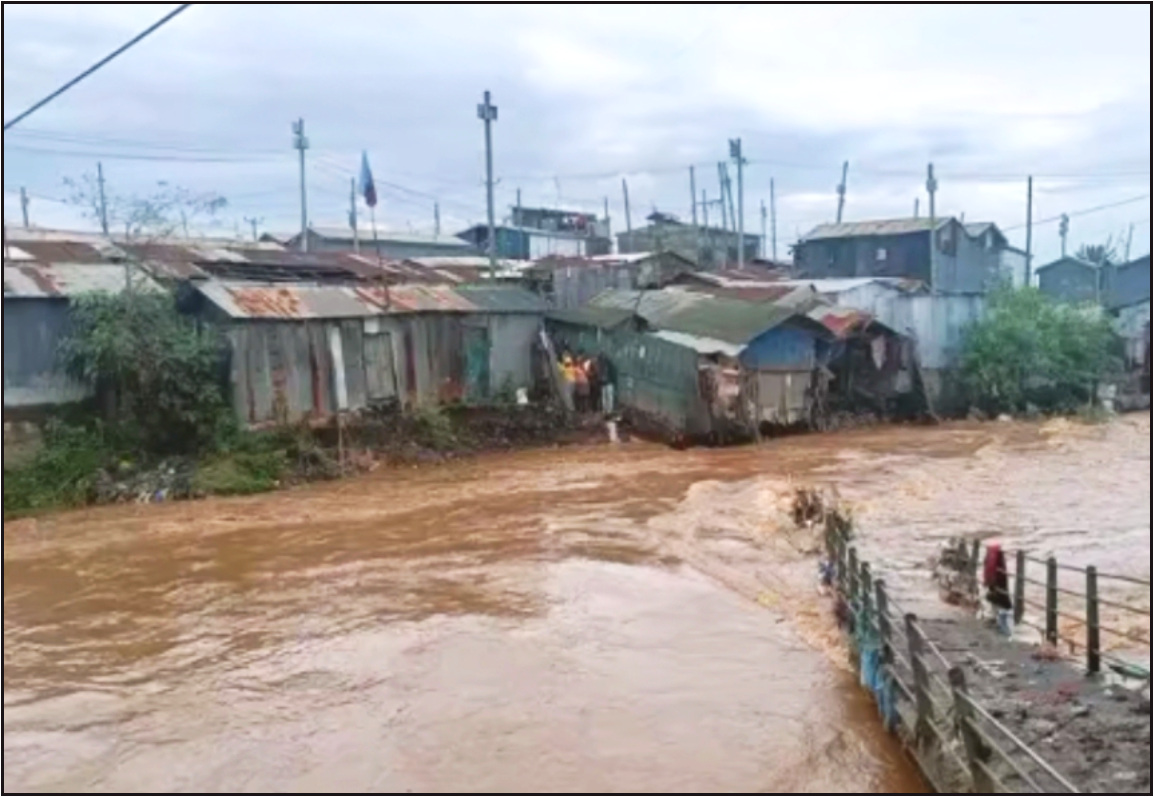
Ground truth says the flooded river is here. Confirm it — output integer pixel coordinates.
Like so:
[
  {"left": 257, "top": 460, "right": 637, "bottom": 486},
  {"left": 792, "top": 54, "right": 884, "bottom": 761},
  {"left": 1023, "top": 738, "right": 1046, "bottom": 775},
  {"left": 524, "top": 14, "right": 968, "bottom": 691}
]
[{"left": 4, "top": 413, "right": 1149, "bottom": 793}]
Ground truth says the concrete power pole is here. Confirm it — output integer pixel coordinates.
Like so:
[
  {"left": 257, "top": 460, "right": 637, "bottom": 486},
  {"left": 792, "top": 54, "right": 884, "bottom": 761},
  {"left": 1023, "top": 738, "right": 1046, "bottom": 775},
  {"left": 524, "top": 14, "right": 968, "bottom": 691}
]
[
  {"left": 477, "top": 90, "right": 499, "bottom": 276},
  {"left": 292, "top": 119, "right": 309, "bottom": 252},
  {"left": 914, "top": 197, "right": 920, "bottom": 218},
  {"left": 926, "top": 162, "right": 938, "bottom": 293},
  {"left": 244, "top": 216, "right": 262, "bottom": 242},
  {"left": 836, "top": 161, "right": 848, "bottom": 223},
  {"left": 730, "top": 138, "right": 746, "bottom": 268},
  {"left": 770, "top": 178, "right": 778, "bottom": 262},
  {"left": 760, "top": 199, "right": 767, "bottom": 260},
  {"left": 434, "top": 202, "right": 441, "bottom": 238},
  {"left": 1125, "top": 223, "right": 1134, "bottom": 262},
  {"left": 621, "top": 178, "right": 632, "bottom": 251},
  {"left": 1025, "top": 176, "right": 1034, "bottom": 286},
  {"left": 689, "top": 165, "right": 698, "bottom": 226},
  {"left": 1059, "top": 213, "right": 1069, "bottom": 258},
  {"left": 20, "top": 187, "right": 30, "bottom": 228},
  {"left": 96, "top": 161, "right": 109, "bottom": 236},
  {"left": 349, "top": 177, "right": 360, "bottom": 254},
  {"left": 716, "top": 163, "right": 729, "bottom": 234}
]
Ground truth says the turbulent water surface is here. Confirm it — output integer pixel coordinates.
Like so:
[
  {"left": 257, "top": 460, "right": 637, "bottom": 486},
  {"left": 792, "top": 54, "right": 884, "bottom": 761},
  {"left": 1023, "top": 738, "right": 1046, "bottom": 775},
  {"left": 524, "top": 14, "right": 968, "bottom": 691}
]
[{"left": 5, "top": 413, "right": 1149, "bottom": 793}]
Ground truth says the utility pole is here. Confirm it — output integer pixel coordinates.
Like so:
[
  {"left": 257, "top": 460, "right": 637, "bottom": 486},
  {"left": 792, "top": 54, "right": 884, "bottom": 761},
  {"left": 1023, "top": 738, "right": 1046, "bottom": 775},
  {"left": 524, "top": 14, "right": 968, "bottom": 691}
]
[
  {"left": 515, "top": 188, "right": 522, "bottom": 227},
  {"left": 914, "top": 197, "right": 920, "bottom": 218},
  {"left": 836, "top": 161, "right": 848, "bottom": 223},
  {"left": 292, "top": 119, "right": 309, "bottom": 252},
  {"left": 621, "top": 178, "right": 633, "bottom": 253},
  {"left": 716, "top": 163, "right": 729, "bottom": 234},
  {"left": 20, "top": 187, "right": 30, "bottom": 228},
  {"left": 770, "top": 178, "right": 778, "bottom": 262},
  {"left": 477, "top": 90, "right": 498, "bottom": 276},
  {"left": 180, "top": 209, "right": 189, "bottom": 238},
  {"left": 1059, "top": 213, "right": 1069, "bottom": 258},
  {"left": 244, "top": 216, "right": 261, "bottom": 242},
  {"left": 926, "top": 162, "right": 938, "bottom": 293},
  {"left": 96, "top": 161, "right": 109, "bottom": 236},
  {"left": 730, "top": 137, "right": 746, "bottom": 268},
  {"left": 349, "top": 177, "right": 360, "bottom": 254},
  {"left": 689, "top": 165, "right": 698, "bottom": 226},
  {"left": 1025, "top": 176, "right": 1034, "bottom": 286},
  {"left": 760, "top": 199, "right": 767, "bottom": 260},
  {"left": 434, "top": 202, "right": 441, "bottom": 238},
  {"left": 723, "top": 166, "right": 737, "bottom": 237},
  {"left": 1125, "top": 223, "right": 1134, "bottom": 262},
  {"left": 701, "top": 190, "right": 709, "bottom": 228}
]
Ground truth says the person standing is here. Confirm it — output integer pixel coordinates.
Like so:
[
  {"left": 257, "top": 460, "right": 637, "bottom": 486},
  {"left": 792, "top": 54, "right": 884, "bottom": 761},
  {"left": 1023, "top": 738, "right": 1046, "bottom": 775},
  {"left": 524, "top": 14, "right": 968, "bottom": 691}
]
[
  {"left": 573, "top": 352, "right": 590, "bottom": 413},
  {"left": 598, "top": 352, "right": 616, "bottom": 415},
  {"left": 559, "top": 352, "right": 577, "bottom": 412}
]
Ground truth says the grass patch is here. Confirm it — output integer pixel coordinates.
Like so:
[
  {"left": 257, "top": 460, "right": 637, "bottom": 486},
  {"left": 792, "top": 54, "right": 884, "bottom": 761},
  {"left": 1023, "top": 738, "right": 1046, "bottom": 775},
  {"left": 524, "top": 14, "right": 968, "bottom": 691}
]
[{"left": 191, "top": 449, "right": 286, "bottom": 496}]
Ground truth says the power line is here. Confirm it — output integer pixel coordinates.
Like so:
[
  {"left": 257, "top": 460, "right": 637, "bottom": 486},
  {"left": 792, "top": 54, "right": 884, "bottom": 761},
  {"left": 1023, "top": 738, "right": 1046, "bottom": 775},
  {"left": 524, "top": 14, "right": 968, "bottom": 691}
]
[
  {"left": 1002, "top": 193, "right": 1150, "bottom": 232},
  {"left": 4, "top": 4, "right": 194, "bottom": 131},
  {"left": 3, "top": 142, "right": 283, "bottom": 164}
]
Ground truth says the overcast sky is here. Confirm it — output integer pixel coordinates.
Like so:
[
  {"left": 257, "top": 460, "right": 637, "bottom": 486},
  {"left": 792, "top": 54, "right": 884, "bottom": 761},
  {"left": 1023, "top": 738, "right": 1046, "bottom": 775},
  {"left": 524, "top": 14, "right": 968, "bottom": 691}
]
[{"left": 3, "top": 3, "right": 1151, "bottom": 264}]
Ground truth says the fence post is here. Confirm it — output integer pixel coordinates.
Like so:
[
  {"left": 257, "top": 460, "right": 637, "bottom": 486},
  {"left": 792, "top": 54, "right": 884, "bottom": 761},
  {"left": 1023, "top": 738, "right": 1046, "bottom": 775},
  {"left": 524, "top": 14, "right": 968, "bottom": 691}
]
[
  {"left": 905, "top": 613, "right": 933, "bottom": 743},
  {"left": 1086, "top": 565, "right": 1101, "bottom": 675},
  {"left": 836, "top": 535, "right": 848, "bottom": 597},
  {"left": 1014, "top": 549, "right": 1027, "bottom": 625},
  {"left": 949, "top": 666, "right": 993, "bottom": 793},
  {"left": 861, "top": 562, "right": 874, "bottom": 629},
  {"left": 970, "top": 539, "right": 983, "bottom": 596},
  {"left": 1046, "top": 556, "right": 1059, "bottom": 645},
  {"left": 875, "top": 579, "right": 893, "bottom": 665},
  {"left": 848, "top": 547, "right": 859, "bottom": 606}
]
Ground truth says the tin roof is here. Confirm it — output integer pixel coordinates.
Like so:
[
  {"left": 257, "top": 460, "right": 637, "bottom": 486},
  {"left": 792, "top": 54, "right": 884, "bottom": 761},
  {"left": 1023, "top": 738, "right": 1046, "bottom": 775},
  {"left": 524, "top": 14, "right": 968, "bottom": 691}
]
[
  {"left": 589, "top": 288, "right": 800, "bottom": 345},
  {"left": 800, "top": 217, "right": 953, "bottom": 241},
  {"left": 307, "top": 227, "right": 477, "bottom": 249},
  {"left": 773, "top": 277, "right": 924, "bottom": 295},
  {"left": 3, "top": 263, "right": 161, "bottom": 298},
  {"left": 196, "top": 281, "right": 545, "bottom": 320},
  {"left": 547, "top": 305, "right": 639, "bottom": 330}
]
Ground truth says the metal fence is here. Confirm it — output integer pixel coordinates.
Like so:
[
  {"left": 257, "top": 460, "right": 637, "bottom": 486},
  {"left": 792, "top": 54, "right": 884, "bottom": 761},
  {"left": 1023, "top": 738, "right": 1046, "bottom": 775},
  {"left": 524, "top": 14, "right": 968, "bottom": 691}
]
[{"left": 827, "top": 529, "right": 1088, "bottom": 794}]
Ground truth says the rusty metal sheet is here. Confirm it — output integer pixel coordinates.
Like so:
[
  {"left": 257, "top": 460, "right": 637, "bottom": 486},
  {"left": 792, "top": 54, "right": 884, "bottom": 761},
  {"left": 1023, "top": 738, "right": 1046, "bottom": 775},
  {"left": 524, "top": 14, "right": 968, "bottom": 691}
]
[{"left": 3, "top": 263, "right": 160, "bottom": 298}]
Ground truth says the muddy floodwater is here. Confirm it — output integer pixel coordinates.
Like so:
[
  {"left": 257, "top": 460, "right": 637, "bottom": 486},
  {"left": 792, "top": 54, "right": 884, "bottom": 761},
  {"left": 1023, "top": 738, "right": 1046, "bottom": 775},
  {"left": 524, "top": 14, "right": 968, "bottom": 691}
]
[{"left": 5, "top": 413, "right": 1149, "bottom": 793}]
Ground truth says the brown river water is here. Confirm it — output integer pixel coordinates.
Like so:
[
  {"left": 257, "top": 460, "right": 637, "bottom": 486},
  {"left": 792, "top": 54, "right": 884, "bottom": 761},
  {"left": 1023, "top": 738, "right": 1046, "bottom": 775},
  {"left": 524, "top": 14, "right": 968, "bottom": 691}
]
[{"left": 4, "top": 413, "right": 1149, "bottom": 793}]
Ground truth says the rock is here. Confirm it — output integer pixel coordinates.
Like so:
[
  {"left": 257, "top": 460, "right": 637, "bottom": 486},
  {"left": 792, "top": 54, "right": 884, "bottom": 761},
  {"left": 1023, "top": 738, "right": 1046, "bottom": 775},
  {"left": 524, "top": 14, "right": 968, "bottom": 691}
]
[{"left": 1028, "top": 718, "right": 1059, "bottom": 737}]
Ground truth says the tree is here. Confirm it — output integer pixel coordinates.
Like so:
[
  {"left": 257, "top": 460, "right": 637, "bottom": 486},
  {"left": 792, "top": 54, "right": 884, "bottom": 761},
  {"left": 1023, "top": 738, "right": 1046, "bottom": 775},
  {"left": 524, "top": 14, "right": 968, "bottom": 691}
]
[
  {"left": 63, "top": 173, "right": 228, "bottom": 241},
  {"left": 59, "top": 291, "right": 230, "bottom": 454},
  {"left": 1075, "top": 239, "right": 1119, "bottom": 267},
  {"left": 959, "top": 286, "right": 1123, "bottom": 415}
]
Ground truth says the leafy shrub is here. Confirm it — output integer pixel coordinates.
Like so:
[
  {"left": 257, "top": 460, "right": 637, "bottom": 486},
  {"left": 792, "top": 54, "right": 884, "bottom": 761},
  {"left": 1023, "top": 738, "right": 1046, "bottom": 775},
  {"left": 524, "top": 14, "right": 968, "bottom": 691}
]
[
  {"left": 960, "top": 287, "right": 1122, "bottom": 415},
  {"left": 60, "top": 292, "right": 230, "bottom": 454},
  {"left": 191, "top": 450, "right": 286, "bottom": 496},
  {"left": 3, "top": 422, "right": 113, "bottom": 515}
]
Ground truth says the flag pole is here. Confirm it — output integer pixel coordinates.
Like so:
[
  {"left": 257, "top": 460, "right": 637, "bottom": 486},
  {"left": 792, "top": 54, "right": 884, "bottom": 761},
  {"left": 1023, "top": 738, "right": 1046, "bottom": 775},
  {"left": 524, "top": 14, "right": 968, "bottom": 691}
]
[{"left": 370, "top": 204, "right": 389, "bottom": 310}]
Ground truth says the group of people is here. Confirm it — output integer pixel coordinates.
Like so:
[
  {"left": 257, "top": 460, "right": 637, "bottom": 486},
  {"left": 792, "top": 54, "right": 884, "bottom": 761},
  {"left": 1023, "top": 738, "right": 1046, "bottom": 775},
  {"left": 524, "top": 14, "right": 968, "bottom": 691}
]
[{"left": 558, "top": 350, "right": 615, "bottom": 415}]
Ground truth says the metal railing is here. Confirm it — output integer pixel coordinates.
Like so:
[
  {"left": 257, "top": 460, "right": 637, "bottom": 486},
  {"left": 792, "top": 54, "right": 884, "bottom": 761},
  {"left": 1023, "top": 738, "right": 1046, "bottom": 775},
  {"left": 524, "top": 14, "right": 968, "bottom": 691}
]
[{"left": 827, "top": 528, "right": 1087, "bottom": 794}]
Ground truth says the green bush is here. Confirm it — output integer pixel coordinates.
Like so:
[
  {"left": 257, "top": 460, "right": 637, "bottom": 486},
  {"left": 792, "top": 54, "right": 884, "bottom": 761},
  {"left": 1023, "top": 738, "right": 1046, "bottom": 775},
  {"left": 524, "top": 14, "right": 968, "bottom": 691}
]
[
  {"left": 3, "top": 422, "right": 114, "bottom": 515},
  {"left": 60, "top": 291, "right": 230, "bottom": 454},
  {"left": 960, "top": 287, "right": 1122, "bottom": 415},
  {"left": 412, "top": 405, "right": 456, "bottom": 449},
  {"left": 191, "top": 449, "right": 286, "bottom": 496}
]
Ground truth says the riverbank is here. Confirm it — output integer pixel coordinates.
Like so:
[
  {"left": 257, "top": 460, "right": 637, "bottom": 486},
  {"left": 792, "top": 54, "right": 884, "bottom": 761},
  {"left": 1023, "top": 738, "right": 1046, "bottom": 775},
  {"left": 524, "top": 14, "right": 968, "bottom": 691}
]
[
  {"left": 818, "top": 482, "right": 1151, "bottom": 795},
  {"left": 2, "top": 404, "right": 609, "bottom": 518}
]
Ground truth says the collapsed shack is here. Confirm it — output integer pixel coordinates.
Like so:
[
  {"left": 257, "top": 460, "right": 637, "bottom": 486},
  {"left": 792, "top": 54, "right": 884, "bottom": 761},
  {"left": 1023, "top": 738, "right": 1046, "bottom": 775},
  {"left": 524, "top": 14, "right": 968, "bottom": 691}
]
[
  {"left": 545, "top": 288, "right": 932, "bottom": 447},
  {"left": 809, "top": 305, "right": 929, "bottom": 427}
]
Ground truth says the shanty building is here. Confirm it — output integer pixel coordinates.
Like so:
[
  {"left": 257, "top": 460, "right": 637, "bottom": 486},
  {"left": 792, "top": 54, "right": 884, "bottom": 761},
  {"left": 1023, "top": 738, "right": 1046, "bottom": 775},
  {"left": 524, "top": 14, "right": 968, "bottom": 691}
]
[
  {"left": 526, "top": 251, "right": 697, "bottom": 309},
  {"left": 188, "top": 281, "right": 546, "bottom": 425},
  {"left": 548, "top": 288, "right": 832, "bottom": 439},
  {"left": 3, "top": 252, "right": 162, "bottom": 414}
]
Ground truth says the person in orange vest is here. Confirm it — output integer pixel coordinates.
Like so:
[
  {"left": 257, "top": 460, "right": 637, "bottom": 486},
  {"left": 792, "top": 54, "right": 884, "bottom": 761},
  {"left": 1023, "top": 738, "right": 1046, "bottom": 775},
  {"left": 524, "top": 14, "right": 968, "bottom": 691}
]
[{"left": 573, "top": 352, "right": 591, "bottom": 413}]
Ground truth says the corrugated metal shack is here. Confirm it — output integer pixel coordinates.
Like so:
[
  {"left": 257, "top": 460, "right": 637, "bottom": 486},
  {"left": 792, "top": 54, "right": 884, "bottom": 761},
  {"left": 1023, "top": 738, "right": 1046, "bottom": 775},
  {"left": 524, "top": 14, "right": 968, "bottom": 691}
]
[
  {"left": 527, "top": 252, "right": 696, "bottom": 309},
  {"left": 190, "top": 281, "right": 546, "bottom": 425},
  {"left": 3, "top": 256, "right": 162, "bottom": 411},
  {"left": 547, "top": 288, "right": 832, "bottom": 439}
]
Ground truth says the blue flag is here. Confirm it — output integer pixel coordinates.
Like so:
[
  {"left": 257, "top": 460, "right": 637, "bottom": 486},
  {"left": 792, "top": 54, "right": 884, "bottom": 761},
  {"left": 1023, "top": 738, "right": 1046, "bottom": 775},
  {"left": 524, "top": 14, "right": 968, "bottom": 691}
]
[{"left": 359, "top": 151, "right": 377, "bottom": 208}]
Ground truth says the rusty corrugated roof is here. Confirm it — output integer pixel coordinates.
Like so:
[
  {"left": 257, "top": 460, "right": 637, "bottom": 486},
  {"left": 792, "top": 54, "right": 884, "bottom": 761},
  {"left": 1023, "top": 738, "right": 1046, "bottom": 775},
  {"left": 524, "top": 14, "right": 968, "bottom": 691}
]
[
  {"left": 196, "top": 281, "right": 545, "bottom": 320},
  {"left": 3, "top": 263, "right": 161, "bottom": 298}
]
